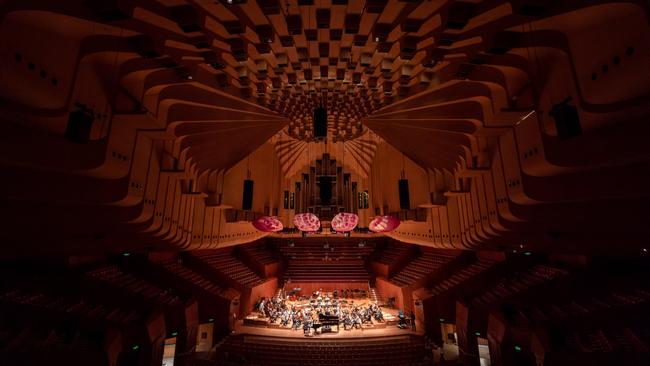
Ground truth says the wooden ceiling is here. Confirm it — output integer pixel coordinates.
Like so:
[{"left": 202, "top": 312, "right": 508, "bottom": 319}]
[{"left": 74, "top": 0, "right": 523, "bottom": 142}]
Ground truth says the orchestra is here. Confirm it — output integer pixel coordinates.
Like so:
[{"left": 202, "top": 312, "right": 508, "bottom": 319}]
[{"left": 253, "top": 291, "right": 388, "bottom": 336}]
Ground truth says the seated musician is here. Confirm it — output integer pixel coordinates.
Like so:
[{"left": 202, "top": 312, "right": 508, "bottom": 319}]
[
  {"left": 352, "top": 312, "right": 363, "bottom": 329},
  {"left": 363, "top": 308, "right": 373, "bottom": 324},
  {"left": 397, "top": 310, "right": 407, "bottom": 329},
  {"left": 256, "top": 298, "right": 265, "bottom": 315},
  {"left": 281, "top": 309, "right": 291, "bottom": 327},
  {"left": 303, "top": 318, "right": 313, "bottom": 335},
  {"left": 292, "top": 311, "right": 302, "bottom": 330},
  {"left": 370, "top": 303, "right": 384, "bottom": 322},
  {"left": 343, "top": 311, "right": 352, "bottom": 330},
  {"left": 374, "top": 308, "right": 384, "bottom": 322}
]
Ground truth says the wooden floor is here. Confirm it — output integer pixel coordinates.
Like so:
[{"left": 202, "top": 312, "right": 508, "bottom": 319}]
[
  {"left": 238, "top": 293, "right": 426, "bottom": 339},
  {"left": 234, "top": 321, "right": 423, "bottom": 339}
]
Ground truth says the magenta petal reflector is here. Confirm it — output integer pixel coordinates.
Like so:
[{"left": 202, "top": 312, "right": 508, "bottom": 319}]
[
  {"left": 368, "top": 215, "right": 401, "bottom": 233},
  {"left": 252, "top": 216, "right": 284, "bottom": 232},
  {"left": 331, "top": 212, "right": 359, "bottom": 232},
  {"left": 293, "top": 213, "right": 321, "bottom": 232}
]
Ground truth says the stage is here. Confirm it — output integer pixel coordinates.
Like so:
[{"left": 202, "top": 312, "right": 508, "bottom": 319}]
[
  {"left": 234, "top": 320, "right": 423, "bottom": 339},
  {"left": 239, "top": 293, "right": 423, "bottom": 339}
]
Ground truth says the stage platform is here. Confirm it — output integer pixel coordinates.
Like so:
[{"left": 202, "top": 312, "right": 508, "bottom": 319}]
[
  {"left": 239, "top": 295, "right": 423, "bottom": 339},
  {"left": 234, "top": 320, "right": 423, "bottom": 339}
]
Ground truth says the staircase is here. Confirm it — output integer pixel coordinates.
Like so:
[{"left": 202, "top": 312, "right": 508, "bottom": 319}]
[
  {"left": 274, "top": 286, "right": 284, "bottom": 299},
  {"left": 369, "top": 287, "right": 384, "bottom": 304}
]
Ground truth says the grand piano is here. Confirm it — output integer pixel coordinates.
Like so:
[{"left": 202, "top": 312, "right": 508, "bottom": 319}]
[{"left": 318, "top": 313, "right": 340, "bottom": 333}]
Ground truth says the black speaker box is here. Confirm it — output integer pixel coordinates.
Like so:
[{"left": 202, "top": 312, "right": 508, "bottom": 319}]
[
  {"left": 242, "top": 179, "right": 254, "bottom": 210},
  {"left": 398, "top": 179, "right": 410, "bottom": 209},
  {"left": 65, "top": 107, "right": 94, "bottom": 143},
  {"left": 550, "top": 99, "right": 581, "bottom": 140},
  {"left": 313, "top": 106, "right": 328, "bottom": 138}
]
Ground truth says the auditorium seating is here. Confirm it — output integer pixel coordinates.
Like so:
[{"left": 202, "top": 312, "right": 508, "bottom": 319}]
[
  {"left": 0, "top": 287, "right": 145, "bottom": 327},
  {"left": 469, "top": 265, "right": 568, "bottom": 308},
  {"left": 284, "top": 262, "right": 371, "bottom": 282},
  {"left": 389, "top": 251, "right": 457, "bottom": 287},
  {"left": 159, "top": 260, "right": 224, "bottom": 297},
  {"left": 429, "top": 259, "right": 496, "bottom": 296},
  {"left": 487, "top": 279, "right": 650, "bottom": 365},
  {"left": 279, "top": 239, "right": 375, "bottom": 261},
  {"left": 241, "top": 242, "right": 278, "bottom": 265},
  {"left": 191, "top": 251, "right": 264, "bottom": 287},
  {"left": 374, "top": 242, "right": 412, "bottom": 265},
  {"left": 87, "top": 265, "right": 183, "bottom": 306},
  {"left": 0, "top": 286, "right": 161, "bottom": 365},
  {"left": 527, "top": 288, "right": 650, "bottom": 325},
  {"left": 215, "top": 335, "right": 431, "bottom": 366},
  {"left": 0, "top": 322, "right": 111, "bottom": 366}
]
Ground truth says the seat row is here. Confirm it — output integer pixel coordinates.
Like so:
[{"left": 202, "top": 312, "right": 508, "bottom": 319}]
[
  {"left": 390, "top": 253, "right": 457, "bottom": 287},
  {"left": 192, "top": 251, "right": 264, "bottom": 287},
  {"left": 215, "top": 335, "right": 430, "bottom": 366}
]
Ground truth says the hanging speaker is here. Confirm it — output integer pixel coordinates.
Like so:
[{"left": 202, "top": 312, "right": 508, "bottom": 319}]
[
  {"left": 65, "top": 106, "right": 94, "bottom": 143},
  {"left": 550, "top": 98, "right": 581, "bottom": 140},
  {"left": 313, "top": 106, "right": 327, "bottom": 139},
  {"left": 398, "top": 179, "right": 410, "bottom": 209},
  {"left": 242, "top": 179, "right": 254, "bottom": 210}
]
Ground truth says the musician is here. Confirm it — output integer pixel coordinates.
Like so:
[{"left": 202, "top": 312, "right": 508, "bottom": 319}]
[
  {"left": 343, "top": 311, "right": 353, "bottom": 330},
  {"left": 303, "top": 318, "right": 313, "bottom": 336},
  {"left": 281, "top": 309, "right": 291, "bottom": 327},
  {"left": 374, "top": 308, "right": 384, "bottom": 322},
  {"left": 292, "top": 311, "right": 302, "bottom": 330},
  {"left": 269, "top": 308, "right": 279, "bottom": 324},
  {"left": 397, "top": 310, "right": 407, "bottom": 329},
  {"left": 352, "top": 312, "right": 363, "bottom": 329},
  {"left": 258, "top": 298, "right": 266, "bottom": 316},
  {"left": 362, "top": 308, "right": 373, "bottom": 324}
]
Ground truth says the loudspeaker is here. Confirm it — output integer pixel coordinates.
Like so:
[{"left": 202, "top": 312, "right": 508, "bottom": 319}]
[
  {"left": 398, "top": 179, "right": 410, "bottom": 209},
  {"left": 242, "top": 179, "right": 254, "bottom": 210},
  {"left": 65, "top": 107, "right": 94, "bottom": 144},
  {"left": 283, "top": 190, "right": 289, "bottom": 209},
  {"left": 550, "top": 98, "right": 581, "bottom": 140},
  {"left": 313, "top": 106, "right": 327, "bottom": 138}
]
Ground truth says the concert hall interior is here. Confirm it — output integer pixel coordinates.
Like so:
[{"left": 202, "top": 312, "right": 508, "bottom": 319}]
[{"left": 1, "top": 0, "right": 650, "bottom": 365}]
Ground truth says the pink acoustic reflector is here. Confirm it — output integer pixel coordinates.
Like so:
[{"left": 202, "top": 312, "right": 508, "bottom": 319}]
[
  {"left": 293, "top": 212, "right": 321, "bottom": 232},
  {"left": 331, "top": 212, "right": 359, "bottom": 232},
  {"left": 252, "top": 216, "right": 284, "bottom": 232},
  {"left": 369, "top": 215, "right": 401, "bottom": 233}
]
